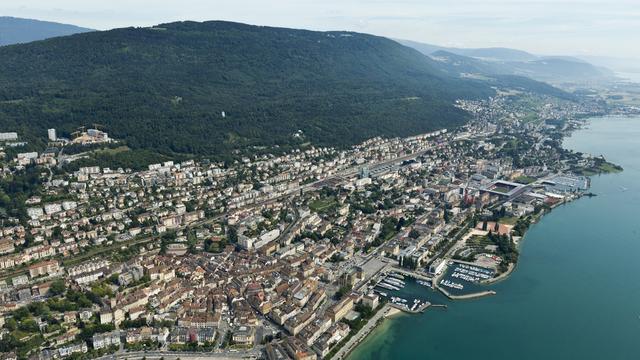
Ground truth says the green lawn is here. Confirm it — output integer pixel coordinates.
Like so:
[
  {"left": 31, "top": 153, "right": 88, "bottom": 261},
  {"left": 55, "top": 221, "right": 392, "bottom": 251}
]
[
  {"left": 92, "top": 145, "right": 130, "bottom": 155},
  {"left": 309, "top": 197, "right": 337, "bottom": 213},
  {"left": 597, "top": 162, "right": 623, "bottom": 173},
  {"left": 514, "top": 175, "right": 537, "bottom": 184},
  {"left": 466, "top": 235, "right": 493, "bottom": 249},
  {"left": 499, "top": 216, "right": 519, "bottom": 225}
]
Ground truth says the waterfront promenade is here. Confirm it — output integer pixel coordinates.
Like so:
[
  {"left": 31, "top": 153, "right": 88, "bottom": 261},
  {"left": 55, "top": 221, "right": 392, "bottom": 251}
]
[{"left": 333, "top": 303, "right": 397, "bottom": 360}]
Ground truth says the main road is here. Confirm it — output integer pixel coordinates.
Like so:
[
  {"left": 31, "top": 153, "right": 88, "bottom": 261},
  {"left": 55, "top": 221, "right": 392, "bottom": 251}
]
[{"left": 97, "top": 349, "right": 261, "bottom": 360}]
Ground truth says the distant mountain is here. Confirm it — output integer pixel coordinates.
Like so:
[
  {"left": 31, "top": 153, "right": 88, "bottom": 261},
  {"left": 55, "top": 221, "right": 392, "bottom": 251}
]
[
  {"left": 456, "top": 47, "right": 538, "bottom": 62},
  {"left": 398, "top": 39, "right": 615, "bottom": 84},
  {"left": 578, "top": 55, "right": 640, "bottom": 74},
  {"left": 397, "top": 40, "right": 538, "bottom": 62},
  {"left": 505, "top": 58, "right": 615, "bottom": 83},
  {"left": 0, "top": 17, "right": 93, "bottom": 46},
  {"left": 430, "top": 50, "right": 503, "bottom": 76},
  {"left": 395, "top": 40, "right": 448, "bottom": 57},
  {"left": 430, "top": 51, "right": 572, "bottom": 99}
]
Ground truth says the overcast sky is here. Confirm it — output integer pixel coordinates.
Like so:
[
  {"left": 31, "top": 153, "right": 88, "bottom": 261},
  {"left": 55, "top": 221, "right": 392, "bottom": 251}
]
[{"left": 2, "top": 0, "right": 639, "bottom": 59}]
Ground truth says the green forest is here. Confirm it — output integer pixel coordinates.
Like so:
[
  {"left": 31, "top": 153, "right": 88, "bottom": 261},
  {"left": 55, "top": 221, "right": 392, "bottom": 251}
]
[{"left": 0, "top": 21, "right": 497, "bottom": 159}]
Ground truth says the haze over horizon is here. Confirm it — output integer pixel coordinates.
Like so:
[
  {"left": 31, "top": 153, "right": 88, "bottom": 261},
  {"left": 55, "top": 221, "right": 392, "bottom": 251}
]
[{"left": 1, "top": 0, "right": 639, "bottom": 61}]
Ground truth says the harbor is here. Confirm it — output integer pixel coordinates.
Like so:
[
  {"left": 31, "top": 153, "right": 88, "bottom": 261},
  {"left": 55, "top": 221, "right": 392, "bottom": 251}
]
[{"left": 370, "top": 269, "right": 447, "bottom": 314}]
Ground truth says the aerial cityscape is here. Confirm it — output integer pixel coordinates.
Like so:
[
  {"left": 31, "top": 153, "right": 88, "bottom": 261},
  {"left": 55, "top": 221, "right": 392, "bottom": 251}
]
[{"left": 0, "top": 1, "right": 639, "bottom": 360}]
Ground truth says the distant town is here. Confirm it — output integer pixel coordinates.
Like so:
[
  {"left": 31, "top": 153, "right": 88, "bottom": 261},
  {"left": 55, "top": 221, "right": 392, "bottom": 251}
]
[{"left": 0, "top": 93, "right": 635, "bottom": 360}]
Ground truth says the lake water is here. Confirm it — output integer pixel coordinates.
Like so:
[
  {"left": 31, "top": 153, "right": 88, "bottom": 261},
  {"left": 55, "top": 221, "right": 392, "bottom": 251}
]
[{"left": 348, "top": 115, "right": 640, "bottom": 360}]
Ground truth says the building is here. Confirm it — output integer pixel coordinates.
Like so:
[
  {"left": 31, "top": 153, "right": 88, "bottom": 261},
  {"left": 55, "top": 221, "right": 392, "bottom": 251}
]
[
  {"left": 327, "top": 297, "right": 353, "bottom": 323},
  {"left": 0, "top": 239, "right": 15, "bottom": 255},
  {"left": 339, "top": 267, "right": 363, "bottom": 288},
  {"left": 283, "top": 336, "right": 317, "bottom": 360},
  {"left": 429, "top": 258, "right": 447, "bottom": 275},
  {"left": 48, "top": 128, "right": 57, "bottom": 141},
  {"left": 92, "top": 331, "right": 121, "bottom": 350},
  {"left": 362, "top": 293, "right": 379, "bottom": 309},
  {"left": 28, "top": 260, "right": 60, "bottom": 278},
  {"left": 0, "top": 132, "right": 18, "bottom": 141},
  {"left": 232, "top": 325, "right": 255, "bottom": 346}
]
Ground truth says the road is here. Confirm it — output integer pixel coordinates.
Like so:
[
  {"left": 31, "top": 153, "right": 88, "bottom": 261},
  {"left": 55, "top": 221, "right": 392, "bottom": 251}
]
[{"left": 97, "top": 350, "right": 261, "bottom": 360}]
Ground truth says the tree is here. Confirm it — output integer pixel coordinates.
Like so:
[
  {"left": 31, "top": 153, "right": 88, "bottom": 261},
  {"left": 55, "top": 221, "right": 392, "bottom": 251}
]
[
  {"left": 227, "top": 226, "right": 238, "bottom": 244},
  {"left": 48, "top": 279, "right": 66, "bottom": 296},
  {"left": 4, "top": 318, "right": 17, "bottom": 331},
  {"left": 335, "top": 284, "right": 352, "bottom": 300}
]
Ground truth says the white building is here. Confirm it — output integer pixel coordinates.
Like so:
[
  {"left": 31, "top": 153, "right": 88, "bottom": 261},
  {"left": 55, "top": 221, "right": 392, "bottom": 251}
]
[
  {"left": 48, "top": 128, "right": 57, "bottom": 141},
  {"left": 44, "top": 203, "right": 63, "bottom": 215},
  {"left": 92, "top": 331, "right": 121, "bottom": 350},
  {"left": 429, "top": 258, "right": 447, "bottom": 275},
  {"left": 0, "top": 132, "right": 18, "bottom": 141},
  {"left": 27, "top": 207, "right": 44, "bottom": 220}
]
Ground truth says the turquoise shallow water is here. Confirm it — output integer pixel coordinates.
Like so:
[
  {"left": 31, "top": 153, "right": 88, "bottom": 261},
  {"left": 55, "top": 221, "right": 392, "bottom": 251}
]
[{"left": 348, "top": 116, "right": 640, "bottom": 360}]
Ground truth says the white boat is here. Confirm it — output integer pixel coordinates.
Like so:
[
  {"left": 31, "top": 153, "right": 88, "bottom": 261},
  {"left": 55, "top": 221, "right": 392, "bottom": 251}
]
[
  {"left": 377, "top": 283, "right": 400, "bottom": 291},
  {"left": 383, "top": 280, "right": 404, "bottom": 289},
  {"left": 388, "top": 273, "right": 405, "bottom": 280},
  {"left": 384, "top": 277, "right": 405, "bottom": 286},
  {"left": 440, "top": 279, "right": 464, "bottom": 290}
]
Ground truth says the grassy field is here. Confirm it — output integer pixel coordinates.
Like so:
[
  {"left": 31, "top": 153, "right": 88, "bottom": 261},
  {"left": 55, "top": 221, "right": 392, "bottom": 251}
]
[
  {"left": 466, "top": 235, "right": 494, "bottom": 250},
  {"left": 309, "top": 196, "right": 337, "bottom": 213},
  {"left": 91, "top": 145, "right": 130, "bottom": 155},
  {"left": 597, "top": 162, "right": 623, "bottom": 173},
  {"left": 514, "top": 175, "right": 537, "bottom": 184},
  {"left": 575, "top": 161, "right": 623, "bottom": 176},
  {"left": 499, "top": 216, "right": 520, "bottom": 225}
]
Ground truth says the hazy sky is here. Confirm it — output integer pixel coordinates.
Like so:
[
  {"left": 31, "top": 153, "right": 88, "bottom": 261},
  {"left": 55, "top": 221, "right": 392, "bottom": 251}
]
[{"left": 2, "top": 0, "right": 639, "bottom": 58}]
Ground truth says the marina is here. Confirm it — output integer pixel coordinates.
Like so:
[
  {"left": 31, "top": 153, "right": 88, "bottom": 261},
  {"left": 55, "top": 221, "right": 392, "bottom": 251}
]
[
  {"left": 436, "top": 262, "right": 495, "bottom": 297},
  {"left": 371, "top": 271, "right": 446, "bottom": 315}
]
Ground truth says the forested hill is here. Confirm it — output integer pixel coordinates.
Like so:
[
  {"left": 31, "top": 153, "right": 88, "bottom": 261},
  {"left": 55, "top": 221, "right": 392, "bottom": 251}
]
[
  {"left": 0, "top": 17, "right": 93, "bottom": 46},
  {"left": 0, "top": 21, "right": 494, "bottom": 157}
]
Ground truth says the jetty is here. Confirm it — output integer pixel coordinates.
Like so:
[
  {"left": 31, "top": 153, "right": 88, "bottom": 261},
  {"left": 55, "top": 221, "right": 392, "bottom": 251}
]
[{"left": 436, "top": 283, "right": 496, "bottom": 300}]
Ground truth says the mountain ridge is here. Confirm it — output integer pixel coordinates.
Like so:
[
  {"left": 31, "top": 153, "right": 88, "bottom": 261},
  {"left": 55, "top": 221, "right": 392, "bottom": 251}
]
[
  {"left": 0, "top": 20, "right": 571, "bottom": 162},
  {"left": 0, "top": 20, "right": 492, "bottom": 158},
  {"left": 0, "top": 16, "right": 93, "bottom": 46}
]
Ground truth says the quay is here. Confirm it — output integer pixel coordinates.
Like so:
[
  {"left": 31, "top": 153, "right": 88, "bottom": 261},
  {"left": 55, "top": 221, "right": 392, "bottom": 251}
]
[{"left": 388, "top": 266, "right": 433, "bottom": 281}]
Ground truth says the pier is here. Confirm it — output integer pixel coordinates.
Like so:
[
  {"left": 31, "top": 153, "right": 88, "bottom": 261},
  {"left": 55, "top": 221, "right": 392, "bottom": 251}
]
[
  {"left": 390, "top": 301, "right": 448, "bottom": 314},
  {"left": 436, "top": 283, "right": 496, "bottom": 300}
]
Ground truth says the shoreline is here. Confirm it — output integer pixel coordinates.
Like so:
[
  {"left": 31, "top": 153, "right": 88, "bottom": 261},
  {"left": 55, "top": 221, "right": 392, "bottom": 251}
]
[
  {"left": 435, "top": 116, "right": 626, "bottom": 296},
  {"left": 344, "top": 115, "right": 627, "bottom": 359},
  {"left": 332, "top": 303, "right": 400, "bottom": 360}
]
